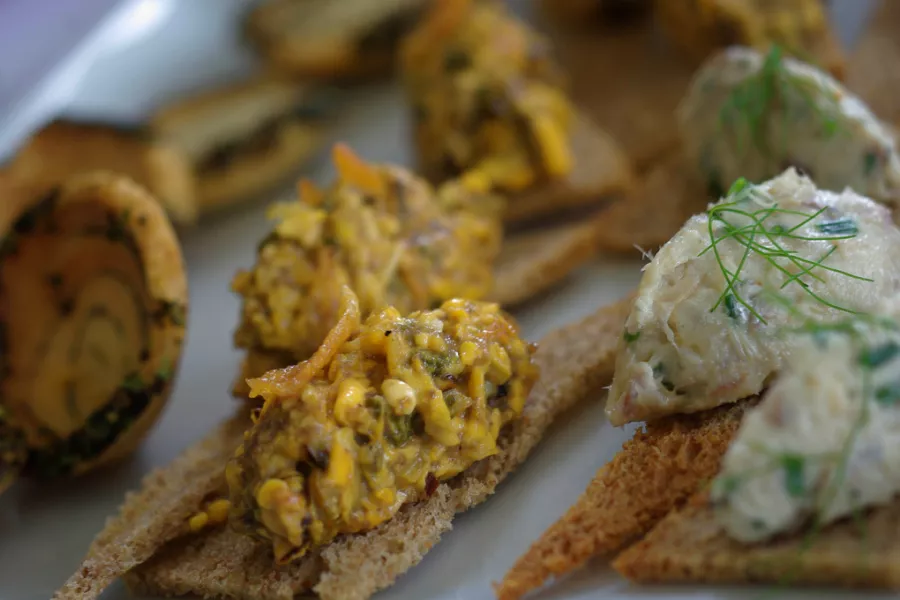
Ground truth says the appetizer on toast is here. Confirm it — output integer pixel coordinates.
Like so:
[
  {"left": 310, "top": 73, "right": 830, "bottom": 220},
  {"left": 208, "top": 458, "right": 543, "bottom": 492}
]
[
  {"left": 401, "top": 0, "right": 634, "bottom": 223},
  {"left": 498, "top": 168, "right": 900, "bottom": 598},
  {"left": 0, "top": 172, "right": 187, "bottom": 493},
  {"left": 54, "top": 291, "right": 634, "bottom": 600}
]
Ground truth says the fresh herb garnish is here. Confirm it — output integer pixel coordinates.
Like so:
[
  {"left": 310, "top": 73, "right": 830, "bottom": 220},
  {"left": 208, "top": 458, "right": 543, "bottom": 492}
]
[
  {"left": 859, "top": 341, "right": 900, "bottom": 369},
  {"left": 875, "top": 382, "right": 900, "bottom": 406},
  {"left": 719, "top": 45, "right": 840, "bottom": 160},
  {"left": 782, "top": 455, "right": 806, "bottom": 498},
  {"left": 701, "top": 178, "right": 871, "bottom": 324}
]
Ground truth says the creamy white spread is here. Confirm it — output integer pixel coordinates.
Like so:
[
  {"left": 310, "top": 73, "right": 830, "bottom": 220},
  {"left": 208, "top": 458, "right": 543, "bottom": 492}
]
[
  {"left": 713, "top": 316, "right": 900, "bottom": 542},
  {"left": 606, "top": 169, "right": 900, "bottom": 426},
  {"left": 679, "top": 46, "right": 900, "bottom": 212}
]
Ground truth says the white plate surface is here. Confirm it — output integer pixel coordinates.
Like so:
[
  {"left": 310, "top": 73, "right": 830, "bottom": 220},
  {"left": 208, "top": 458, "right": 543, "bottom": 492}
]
[{"left": 0, "top": 1, "right": 890, "bottom": 599}]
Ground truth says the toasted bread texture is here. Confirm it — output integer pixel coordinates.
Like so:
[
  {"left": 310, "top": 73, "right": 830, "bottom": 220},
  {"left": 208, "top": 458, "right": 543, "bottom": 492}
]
[
  {"left": 848, "top": 0, "right": 900, "bottom": 129},
  {"left": 491, "top": 215, "right": 601, "bottom": 306},
  {"left": 613, "top": 491, "right": 900, "bottom": 589},
  {"left": 57, "top": 295, "right": 633, "bottom": 600},
  {"left": 53, "top": 412, "right": 250, "bottom": 600},
  {"left": 594, "top": 148, "right": 709, "bottom": 254},
  {"left": 495, "top": 398, "right": 755, "bottom": 600},
  {"left": 505, "top": 112, "right": 635, "bottom": 224}
]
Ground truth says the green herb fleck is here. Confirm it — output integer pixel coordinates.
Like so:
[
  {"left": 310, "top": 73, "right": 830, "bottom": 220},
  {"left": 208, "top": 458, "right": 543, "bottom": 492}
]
[
  {"left": 875, "top": 382, "right": 900, "bottom": 405},
  {"left": 122, "top": 373, "right": 144, "bottom": 392},
  {"left": 859, "top": 341, "right": 900, "bottom": 369},
  {"left": 815, "top": 218, "right": 858, "bottom": 237},
  {"left": 623, "top": 329, "right": 641, "bottom": 343},
  {"left": 782, "top": 455, "right": 806, "bottom": 498},
  {"left": 863, "top": 151, "right": 879, "bottom": 176}
]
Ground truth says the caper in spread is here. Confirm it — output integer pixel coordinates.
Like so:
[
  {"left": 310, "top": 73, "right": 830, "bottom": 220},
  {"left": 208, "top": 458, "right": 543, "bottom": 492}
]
[
  {"left": 232, "top": 144, "right": 503, "bottom": 381},
  {"left": 226, "top": 289, "right": 539, "bottom": 562},
  {"left": 401, "top": 0, "right": 573, "bottom": 192}
]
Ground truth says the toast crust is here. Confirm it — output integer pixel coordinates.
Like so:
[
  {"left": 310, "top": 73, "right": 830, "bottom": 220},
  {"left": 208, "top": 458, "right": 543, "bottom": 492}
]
[
  {"left": 83, "top": 295, "right": 634, "bottom": 600},
  {"left": 613, "top": 491, "right": 900, "bottom": 589},
  {"left": 495, "top": 398, "right": 756, "bottom": 600}
]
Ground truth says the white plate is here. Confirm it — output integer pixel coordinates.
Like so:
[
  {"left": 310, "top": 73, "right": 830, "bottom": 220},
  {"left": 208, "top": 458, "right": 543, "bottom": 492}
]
[{"left": 0, "top": 1, "right": 890, "bottom": 599}]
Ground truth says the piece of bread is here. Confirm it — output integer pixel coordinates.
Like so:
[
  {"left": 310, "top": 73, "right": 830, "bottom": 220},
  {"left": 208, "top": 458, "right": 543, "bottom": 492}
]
[
  {"left": 505, "top": 111, "right": 635, "bottom": 224},
  {"left": 546, "top": 15, "right": 694, "bottom": 169},
  {"left": 593, "top": 147, "right": 709, "bottom": 254},
  {"left": 4, "top": 120, "right": 197, "bottom": 224},
  {"left": 151, "top": 78, "right": 330, "bottom": 216},
  {"left": 613, "top": 490, "right": 900, "bottom": 589},
  {"left": 847, "top": 0, "right": 900, "bottom": 130},
  {"left": 495, "top": 397, "right": 756, "bottom": 600},
  {"left": 53, "top": 412, "right": 250, "bottom": 600},
  {"left": 491, "top": 214, "right": 603, "bottom": 307},
  {"left": 245, "top": 0, "right": 430, "bottom": 80},
  {"left": 55, "top": 294, "right": 633, "bottom": 600}
]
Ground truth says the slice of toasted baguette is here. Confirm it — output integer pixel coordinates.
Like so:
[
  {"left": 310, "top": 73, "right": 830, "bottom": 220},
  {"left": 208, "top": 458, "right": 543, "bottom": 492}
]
[
  {"left": 848, "top": 0, "right": 900, "bottom": 130},
  {"left": 495, "top": 398, "right": 756, "bottom": 600},
  {"left": 593, "top": 147, "right": 709, "bottom": 255},
  {"left": 54, "top": 294, "right": 632, "bottom": 600},
  {"left": 505, "top": 111, "right": 635, "bottom": 224},
  {"left": 52, "top": 412, "right": 251, "bottom": 600},
  {"left": 613, "top": 491, "right": 900, "bottom": 589},
  {"left": 5, "top": 119, "right": 197, "bottom": 225}
]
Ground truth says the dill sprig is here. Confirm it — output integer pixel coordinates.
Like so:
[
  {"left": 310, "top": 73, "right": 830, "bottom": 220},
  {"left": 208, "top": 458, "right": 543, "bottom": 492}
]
[
  {"left": 718, "top": 45, "right": 840, "bottom": 159},
  {"left": 700, "top": 178, "right": 872, "bottom": 325}
]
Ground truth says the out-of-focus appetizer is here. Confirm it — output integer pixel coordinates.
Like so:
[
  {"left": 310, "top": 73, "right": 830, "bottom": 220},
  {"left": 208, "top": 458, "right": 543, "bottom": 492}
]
[
  {"left": 540, "top": 0, "right": 652, "bottom": 24},
  {"left": 55, "top": 288, "right": 633, "bottom": 600},
  {"left": 0, "top": 172, "right": 187, "bottom": 493},
  {"left": 231, "top": 144, "right": 503, "bottom": 393},
  {"left": 594, "top": 44, "right": 900, "bottom": 257},
  {"left": 679, "top": 46, "right": 900, "bottom": 212},
  {"left": 245, "top": 0, "right": 431, "bottom": 80},
  {"left": 151, "top": 77, "right": 331, "bottom": 217},
  {"left": 498, "top": 169, "right": 900, "bottom": 599},
  {"left": 847, "top": 0, "right": 900, "bottom": 130},
  {"left": 401, "top": 0, "right": 634, "bottom": 223},
  {"left": 3, "top": 119, "right": 196, "bottom": 224},
  {"left": 655, "top": 0, "right": 845, "bottom": 78},
  {"left": 228, "top": 291, "right": 539, "bottom": 561}
]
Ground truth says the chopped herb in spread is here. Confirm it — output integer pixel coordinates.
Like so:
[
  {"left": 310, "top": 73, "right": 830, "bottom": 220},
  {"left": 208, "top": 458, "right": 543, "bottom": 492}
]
[
  {"left": 401, "top": 0, "right": 573, "bottom": 192},
  {"left": 679, "top": 46, "right": 900, "bottom": 211},
  {"left": 226, "top": 289, "right": 539, "bottom": 562},
  {"left": 232, "top": 144, "right": 503, "bottom": 381}
]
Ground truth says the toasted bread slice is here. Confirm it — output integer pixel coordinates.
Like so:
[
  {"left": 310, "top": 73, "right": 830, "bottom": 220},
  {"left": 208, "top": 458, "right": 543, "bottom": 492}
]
[
  {"left": 847, "top": 0, "right": 900, "bottom": 129},
  {"left": 505, "top": 111, "right": 635, "bottom": 224},
  {"left": 52, "top": 412, "right": 250, "bottom": 600},
  {"left": 55, "top": 295, "right": 633, "bottom": 600},
  {"left": 491, "top": 215, "right": 602, "bottom": 306},
  {"left": 151, "top": 78, "right": 330, "bottom": 215},
  {"left": 495, "top": 398, "right": 756, "bottom": 600},
  {"left": 547, "top": 17, "right": 694, "bottom": 168},
  {"left": 246, "top": 0, "right": 429, "bottom": 80},
  {"left": 4, "top": 120, "right": 197, "bottom": 224},
  {"left": 125, "top": 295, "right": 632, "bottom": 600},
  {"left": 593, "top": 147, "right": 709, "bottom": 254},
  {"left": 613, "top": 491, "right": 900, "bottom": 589}
]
